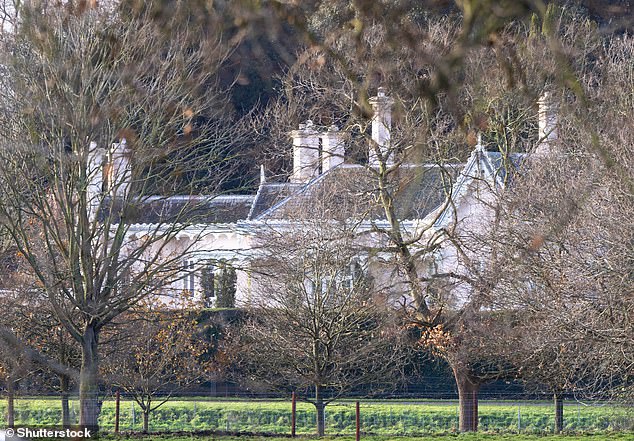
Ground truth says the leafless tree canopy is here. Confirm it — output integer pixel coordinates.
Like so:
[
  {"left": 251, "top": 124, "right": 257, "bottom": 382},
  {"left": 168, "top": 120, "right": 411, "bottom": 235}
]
[
  {"left": 244, "top": 2, "right": 633, "bottom": 432},
  {"left": 230, "top": 220, "right": 411, "bottom": 436},
  {"left": 0, "top": 1, "right": 248, "bottom": 428},
  {"left": 103, "top": 299, "right": 212, "bottom": 433}
]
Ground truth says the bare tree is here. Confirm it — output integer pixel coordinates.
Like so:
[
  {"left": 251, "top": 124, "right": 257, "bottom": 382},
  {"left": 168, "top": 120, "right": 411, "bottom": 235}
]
[
  {"left": 486, "top": 85, "right": 633, "bottom": 435},
  {"left": 231, "top": 220, "right": 409, "bottom": 437},
  {"left": 0, "top": 2, "right": 247, "bottom": 429},
  {"left": 246, "top": 2, "right": 632, "bottom": 431},
  {"left": 103, "top": 299, "right": 212, "bottom": 433},
  {"left": 468, "top": 24, "right": 634, "bottom": 431},
  {"left": 24, "top": 306, "right": 82, "bottom": 428},
  {"left": 0, "top": 222, "right": 82, "bottom": 428},
  {"left": 0, "top": 315, "right": 33, "bottom": 428},
  {"left": 251, "top": 38, "right": 495, "bottom": 433}
]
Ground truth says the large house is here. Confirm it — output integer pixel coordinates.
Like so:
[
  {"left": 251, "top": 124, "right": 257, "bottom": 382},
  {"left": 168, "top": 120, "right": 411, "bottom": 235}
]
[{"left": 92, "top": 90, "right": 556, "bottom": 309}]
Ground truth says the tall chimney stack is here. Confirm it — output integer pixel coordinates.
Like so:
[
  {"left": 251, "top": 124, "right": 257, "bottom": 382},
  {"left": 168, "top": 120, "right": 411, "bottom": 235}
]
[
  {"left": 368, "top": 87, "right": 395, "bottom": 167},
  {"left": 110, "top": 138, "right": 131, "bottom": 197},
  {"left": 536, "top": 91, "right": 558, "bottom": 156},
  {"left": 321, "top": 125, "right": 344, "bottom": 173},
  {"left": 87, "top": 141, "right": 105, "bottom": 220},
  {"left": 290, "top": 120, "right": 320, "bottom": 183}
]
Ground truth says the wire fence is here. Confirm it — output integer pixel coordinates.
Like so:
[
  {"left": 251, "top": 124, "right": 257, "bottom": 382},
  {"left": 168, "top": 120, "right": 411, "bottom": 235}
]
[{"left": 2, "top": 395, "right": 633, "bottom": 435}]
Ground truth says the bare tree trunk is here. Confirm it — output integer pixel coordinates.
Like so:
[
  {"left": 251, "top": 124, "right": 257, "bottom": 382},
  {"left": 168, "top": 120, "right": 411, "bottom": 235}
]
[
  {"left": 6, "top": 376, "right": 15, "bottom": 429},
  {"left": 60, "top": 374, "right": 70, "bottom": 428},
  {"left": 314, "top": 385, "right": 325, "bottom": 437},
  {"left": 554, "top": 393, "right": 564, "bottom": 433},
  {"left": 79, "top": 325, "right": 101, "bottom": 430},
  {"left": 453, "top": 367, "right": 479, "bottom": 432},
  {"left": 143, "top": 408, "right": 150, "bottom": 433}
]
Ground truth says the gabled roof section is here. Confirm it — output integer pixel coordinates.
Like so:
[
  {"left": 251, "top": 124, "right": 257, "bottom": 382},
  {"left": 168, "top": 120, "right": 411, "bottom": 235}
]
[
  {"left": 434, "top": 146, "right": 526, "bottom": 228},
  {"left": 480, "top": 150, "right": 525, "bottom": 188},
  {"left": 247, "top": 182, "right": 303, "bottom": 220},
  {"left": 255, "top": 163, "right": 459, "bottom": 222}
]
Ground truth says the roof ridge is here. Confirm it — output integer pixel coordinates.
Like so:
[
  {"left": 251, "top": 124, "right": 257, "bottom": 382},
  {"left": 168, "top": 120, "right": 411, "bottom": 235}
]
[{"left": 247, "top": 179, "right": 268, "bottom": 220}]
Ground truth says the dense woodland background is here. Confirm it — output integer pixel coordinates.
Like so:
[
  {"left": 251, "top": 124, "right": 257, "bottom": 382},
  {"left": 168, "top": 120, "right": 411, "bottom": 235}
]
[{"left": 159, "top": 0, "right": 634, "bottom": 189}]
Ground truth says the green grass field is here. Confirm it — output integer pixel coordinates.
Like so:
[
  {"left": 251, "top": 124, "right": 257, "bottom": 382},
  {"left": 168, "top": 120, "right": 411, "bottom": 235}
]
[
  {"left": 2, "top": 398, "right": 633, "bottom": 435},
  {"left": 96, "top": 434, "right": 634, "bottom": 441}
]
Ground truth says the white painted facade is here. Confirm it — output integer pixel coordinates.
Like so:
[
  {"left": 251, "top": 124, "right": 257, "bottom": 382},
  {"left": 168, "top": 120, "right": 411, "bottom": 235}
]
[{"left": 101, "top": 91, "right": 552, "bottom": 310}]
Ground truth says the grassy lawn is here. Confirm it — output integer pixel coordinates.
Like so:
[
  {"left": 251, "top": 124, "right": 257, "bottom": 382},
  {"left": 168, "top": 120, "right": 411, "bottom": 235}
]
[
  {"left": 95, "top": 434, "right": 634, "bottom": 441},
  {"left": 3, "top": 398, "right": 633, "bottom": 435}
]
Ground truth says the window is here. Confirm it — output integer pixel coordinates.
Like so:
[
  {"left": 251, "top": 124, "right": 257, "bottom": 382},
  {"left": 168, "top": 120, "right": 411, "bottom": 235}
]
[
  {"left": 305, "top": 259, "right": 367, "bottom": 299},
  {"left": 200, "top": 261, "right": 237, "bottom": 308},
  {"left": 182, "top": 260, "right": 196, "bottom": 294},
  {"left": 342, "top": 259, "right": 364, "bottom": 290},
  {"left": 200, "top": 265, "right": 216, "bottom": 306}
]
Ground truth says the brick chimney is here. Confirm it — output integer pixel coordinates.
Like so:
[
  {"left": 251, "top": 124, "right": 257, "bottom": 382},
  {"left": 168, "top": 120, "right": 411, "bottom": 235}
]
[
  {"left": 368, "top": 87, "right": 395, "bottom": 167},
  {"left": 290, "top": 120, "right": 320, "bottom": 183}
]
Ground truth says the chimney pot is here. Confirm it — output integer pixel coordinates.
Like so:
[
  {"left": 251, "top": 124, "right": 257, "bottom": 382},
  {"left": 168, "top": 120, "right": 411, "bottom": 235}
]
[{"left": 259, "top": 164, "right": 266, "bottom": 184}]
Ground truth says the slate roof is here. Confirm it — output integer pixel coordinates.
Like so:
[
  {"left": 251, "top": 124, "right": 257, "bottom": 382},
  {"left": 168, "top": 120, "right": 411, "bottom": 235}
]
[
  {"left": 107, "top": 150, "right": 521, "bottom": 227},
  {"left": 255, "top": 164, "right": 460, "bottom": 222},
  {"left": 104, "top": 195, "right": 254, "bottom": 224},
  {"left": 480, "top": 151, "right": 526, "bottom": 186},
  {"left": 247, "top": 182, "right": 303, "bottom": 220}
]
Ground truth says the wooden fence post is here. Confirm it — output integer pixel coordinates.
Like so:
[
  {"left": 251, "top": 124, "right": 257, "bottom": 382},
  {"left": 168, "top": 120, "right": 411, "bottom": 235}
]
[
  {"left": 291, "top": 392, "right": 296, "bottom": 437},
  {"left": 356, "top": 401, "right": 360, "bottom": 441},
  {"left": 114, "top": 390, "right": 120, "bottom": 434}
]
